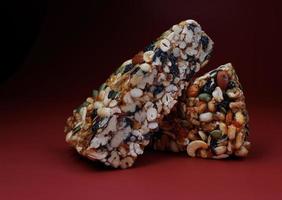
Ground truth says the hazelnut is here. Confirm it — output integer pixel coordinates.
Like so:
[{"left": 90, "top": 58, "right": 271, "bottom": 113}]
[
  {"left": 216, "top": 71, "right": 229, "bottom": 90},
  {"left": 187, "top": 84, "right": 199, "bottom": 97}
]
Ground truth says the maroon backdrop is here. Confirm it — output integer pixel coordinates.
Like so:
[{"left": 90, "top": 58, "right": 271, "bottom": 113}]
[{"left": 1, "top": 0, "right": 282, "bottom": 199}]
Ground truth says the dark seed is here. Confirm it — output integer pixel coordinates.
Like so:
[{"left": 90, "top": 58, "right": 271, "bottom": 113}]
[
  {"left": 210, "top": 130, "right": 222, "bottom": 139},
  {"left": 200, "top": 36, "right": 209, "bottom": 51},
  {"left": 125, "top": 117, "right": 133, "bottom": 127},
  {"left": 92, "top": 117, "right": 109, "bottom": 134},
  {"left": 186, "top": 55, "right": 195, "bottom": 62},
  {"left": 92, "top": 108, "right": 97, "bottom": 118},
  {"left": 153, "top": 48, "right": 167, "bottom": 63},
  {"left": 210, "top": 139, "right": 217, "bottom": 152},
  {"left": 123, "top": 64, "right": 134, "bottom": 73},
  {"left": 227, "top": 80, "right": 237, "bottom": 89},
  {"left": 153, "top": 85, "right": 164, "bottom": 95},
  {"left": 130, "top": 67, "right": 140, "bottom": 75},
  {"left": 170, "top": 64, "right": 179, "bottom": 77},
  {"left": 188, "top": 23, "right": 197, "bottom": 31},
  {"left": 201, "top": 79, "right": 216, "bottom": 94},
  {"left": 92, "top": 121, "right": 100, "bottom": 133},
  {"left": 168, "top": 54, "right": 177, "bottom": 65},
  {"left": 216, "top": 100, "right": 229, "bottom": 113},
  {"left": 108, "top": 90, "right": 118, "bottom": 99},
  {"left": 73, "top": 126, "right": 81, "bottom": 134}
]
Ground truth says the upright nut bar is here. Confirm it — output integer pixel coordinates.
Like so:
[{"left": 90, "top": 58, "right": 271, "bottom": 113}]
[
  {"left": 151, "top": 63, "right": 250, "bottom": 159},
  {"left": 64, "top": 20, "right": 213, "bottom": 168}
]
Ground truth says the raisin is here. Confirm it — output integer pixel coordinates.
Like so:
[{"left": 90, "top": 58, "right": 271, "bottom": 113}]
[
  {"left": 170, "top": 64, "right": 179, "bottom": 77},
  {"left": 216, "top": 100, "right": 229, "bottom": 113},
  {"left": 92, "top": 109, "right": 98, "bottom": 119},
  {"left": 210, "top": 139, "right": 217, "bottom": 153},
  {"left": 153, "top": 85, "right": 164, "bottom": 95},
  {"left": 168, "top": 54, "right": 177, "bottom": 65},
  {"left": 153, "top": 48, "right": 167, "bottom": 63},
  {"left": 200, "top": 36, "right": 209, "bottom": 50}
]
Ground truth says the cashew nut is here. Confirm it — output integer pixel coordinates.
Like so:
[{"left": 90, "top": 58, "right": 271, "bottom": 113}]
[{"left": 187, "top": 140, "right": 208, "bottom": 157}]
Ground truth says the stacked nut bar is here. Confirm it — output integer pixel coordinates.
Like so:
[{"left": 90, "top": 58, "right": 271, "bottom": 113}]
[
  {"left": 64, "top": 19, "right": 214, "bottom": 168},
  {"left": 151, "top": 63, "right": 250, "bottom": 158}
]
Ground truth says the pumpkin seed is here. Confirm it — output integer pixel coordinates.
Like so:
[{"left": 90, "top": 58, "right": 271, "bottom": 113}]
[
  {"left": 198, "top": 93, "right": 211, "bottom": 102},
  {"left": 210, "top": 130, "right": 222, "bottom": 139}
]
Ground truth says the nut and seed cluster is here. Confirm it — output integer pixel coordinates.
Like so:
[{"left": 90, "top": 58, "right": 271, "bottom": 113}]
[
  {"left": 64, "top": 19, "right": 214, "bottom": 168},
  {"left": 152, "top": 63, "right": 250, "bottom": 159}
]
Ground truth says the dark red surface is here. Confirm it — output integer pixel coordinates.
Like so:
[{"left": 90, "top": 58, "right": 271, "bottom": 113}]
[{"left": 1, "top": 0, "right": 282, "bottom": 199}]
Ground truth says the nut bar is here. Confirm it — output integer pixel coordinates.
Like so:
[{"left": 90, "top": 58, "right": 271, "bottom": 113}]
[
  {"left": 64, "top": 19, "right": 213, "bottom": 168},
  {"left": 152, "top": 63, "right": 250, "bottom": 159}
]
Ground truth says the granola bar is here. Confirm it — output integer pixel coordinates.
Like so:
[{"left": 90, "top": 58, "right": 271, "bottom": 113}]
[
  {"left": 152, "top": 63, "right": 250, "bottom": 159},
  {"left": 64, "top": 19, "right": 213, "bottom": 168}
]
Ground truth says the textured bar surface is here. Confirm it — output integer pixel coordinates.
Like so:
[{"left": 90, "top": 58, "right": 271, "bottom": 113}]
[
  {"left": 152, "top": 63, "right": 250, "bottom": 158},
  {"left": 64, "top": 19, "right": 213, "bottom": 168}
]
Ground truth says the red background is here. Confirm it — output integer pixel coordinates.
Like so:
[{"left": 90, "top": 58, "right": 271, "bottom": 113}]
[{"left": 1, "top": 0, "right": 282, "bottom": 199}]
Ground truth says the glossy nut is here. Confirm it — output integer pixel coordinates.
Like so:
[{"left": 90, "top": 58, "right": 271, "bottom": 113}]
[
  {"left": 187, "top": 84, "right": 199, "bottom": 97},
  {"left": 187, "top": 140, "right": 209, "bottom": 157},
  {"left": 216, "top": 70, "right": 229, "bottom": 90}
]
